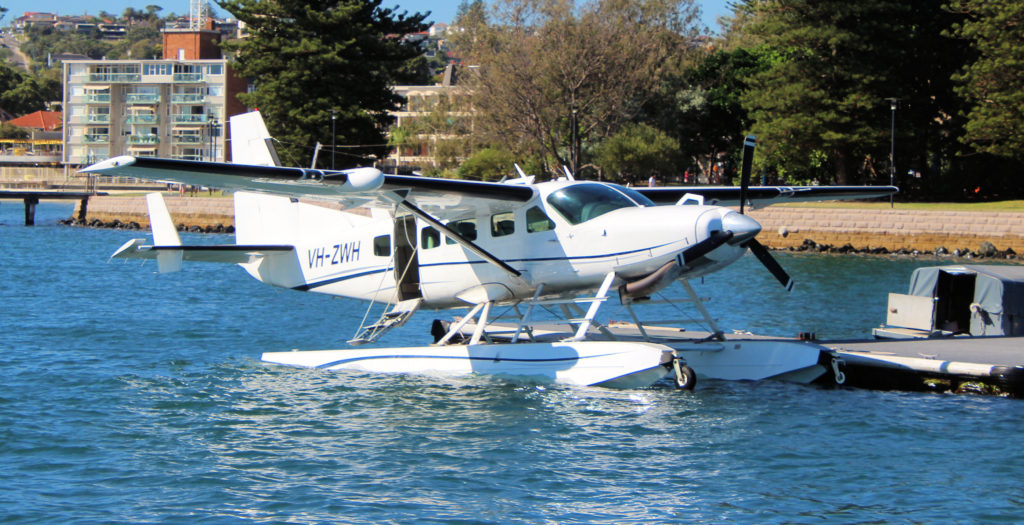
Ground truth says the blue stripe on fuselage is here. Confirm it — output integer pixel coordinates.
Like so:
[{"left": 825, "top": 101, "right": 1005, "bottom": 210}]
[{"left": 292, "top": 242, "right": 673, "bottom": 291}]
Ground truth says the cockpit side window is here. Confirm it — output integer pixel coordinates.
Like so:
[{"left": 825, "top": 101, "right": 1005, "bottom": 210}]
[
  {"left": 526, "top": 206, "right": 555, "bottom": 233},
  {"left": 546, "top": 183, "right": 640, "bottom": 225}
]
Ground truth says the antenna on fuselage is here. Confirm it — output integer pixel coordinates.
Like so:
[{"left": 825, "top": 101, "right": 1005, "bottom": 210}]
[{"left": 562, "top": 165, "right": 576, "bottom": 181}]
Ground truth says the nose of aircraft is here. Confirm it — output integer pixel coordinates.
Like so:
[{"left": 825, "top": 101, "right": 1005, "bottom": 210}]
[{"left": 721, "top": 211, "right": 762, "bottom": 244}]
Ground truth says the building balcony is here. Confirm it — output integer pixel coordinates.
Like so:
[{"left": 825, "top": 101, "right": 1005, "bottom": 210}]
[
  {"left": 125, "top": 93, "right": 161, "bottom": 104},
  {"left": 87, "top": 73, "right": 141, "bottom": 83},
  {"left": 171, "top": 94, "right": 206, "bottom": 103},
  {"left": 127, "top": 135, "right": 160, "bottom": 145},
  {"left": 86, "top": 114, "right": 111, "bottom": 124},
  {"left": 83, "top": 134, "right": 110, "bottom": 144},
  {"left": 171, "top": 114, "right": 209, "bottom": 124},
  {"left": 173, "top": 73, "right": 204, "bottom": 83},
  {"left": 125, "top": 114, "right": 159, "bottom": 124},
  {"left": 85, "top": 94, "right": 111, "bottom": 103},
  {"left": 171, "top": 135, "right": 203, "bottom": 144}
]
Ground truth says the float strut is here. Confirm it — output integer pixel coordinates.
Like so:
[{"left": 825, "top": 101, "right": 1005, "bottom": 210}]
[{"left": 672, "top": 355, "right": 696, "bottom": 390}]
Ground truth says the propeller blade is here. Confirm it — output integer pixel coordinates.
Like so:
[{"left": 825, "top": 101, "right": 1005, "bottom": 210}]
[
  {"left": 681, "top": 230, "right": 734, "bottom": 266},
  {"left": 747, "top": 239, "right": 794, "bottom": 291},
  {"left": 740, "top": 135, "right": 755, "bottom": 214}
]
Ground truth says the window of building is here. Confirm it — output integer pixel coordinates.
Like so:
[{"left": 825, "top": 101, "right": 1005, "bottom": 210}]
[
  {"left": 207, "top": 64, "right": 223, "bottom": 75},
  {"left": 143, "top": 63, "right": 171, "bottom": 76}
]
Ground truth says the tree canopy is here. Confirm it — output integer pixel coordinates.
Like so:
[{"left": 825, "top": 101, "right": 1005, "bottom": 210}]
[
  {"left": 458, "top": 0, "right": 701, "bottom": 177},
  {"left": 217, "top": 0, "right": 430, "bottom": 168},
  {"left": 948, "top": 0, "right": 1024, "bottom": 160}
]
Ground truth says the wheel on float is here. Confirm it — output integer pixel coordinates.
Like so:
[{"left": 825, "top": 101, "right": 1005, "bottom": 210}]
[{"left": 673, "top": 361, "right": 696, "bottom": 390}]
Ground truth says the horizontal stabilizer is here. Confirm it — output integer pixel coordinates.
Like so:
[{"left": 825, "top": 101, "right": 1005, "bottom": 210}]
[{"left": 111, "top": 239, "right": 295, "bottom": 265}]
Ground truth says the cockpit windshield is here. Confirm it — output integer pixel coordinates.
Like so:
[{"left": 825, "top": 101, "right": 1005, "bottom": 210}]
[{"left": 546, "top": 183, "right": 654, "bottom": 225}]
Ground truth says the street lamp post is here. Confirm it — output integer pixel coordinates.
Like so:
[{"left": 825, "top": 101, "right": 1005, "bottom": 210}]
[
  {"left": 887, "top": 97, "right": 898, "bottom": 208},
  {"left": 331, "top": 109, "right": 337, "bottom": 170}
]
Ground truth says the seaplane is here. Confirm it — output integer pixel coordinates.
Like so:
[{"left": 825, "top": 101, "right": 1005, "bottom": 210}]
[{"left": 84, "top": 111, "right": 896, "bottom": 390}]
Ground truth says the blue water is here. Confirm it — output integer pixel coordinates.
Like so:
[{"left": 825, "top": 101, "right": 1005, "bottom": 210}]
[{"left": 2, "top": 202, "right": 1022, "bottom": 523}]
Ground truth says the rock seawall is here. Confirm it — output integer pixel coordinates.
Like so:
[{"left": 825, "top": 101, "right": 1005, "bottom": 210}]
[{"left": 747, "top": 207, "right": 1023, "bottom": 256}]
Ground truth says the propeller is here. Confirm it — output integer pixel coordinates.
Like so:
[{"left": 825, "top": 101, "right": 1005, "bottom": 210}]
[
  {"left": 747, "top": 239, "right": 794, "bottom": 291},
  {"left": 737, "top": 135, "right": 795, "bottom": 291},
  {"left": 681, "top": 230, "right": 735, "bottom": 266}
]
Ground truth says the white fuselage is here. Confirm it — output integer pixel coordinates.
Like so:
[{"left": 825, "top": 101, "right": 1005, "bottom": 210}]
[{"left": 232, "top": 179, "right": 758, "bottom": 309}]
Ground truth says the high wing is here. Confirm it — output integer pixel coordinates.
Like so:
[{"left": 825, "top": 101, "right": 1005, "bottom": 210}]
[
  {"left": 82, "top": 156, "right": 535, "bottom": 219},
  {"left": 636, "top": 185, "right": 898, "bottom": 208}
]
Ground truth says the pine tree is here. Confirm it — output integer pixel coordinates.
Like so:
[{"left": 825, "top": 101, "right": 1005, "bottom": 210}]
[
  {"left": 218, "top": 0, "right": 429, "bottom": 167},
  {"left": 949, "top": 0, "right": 1024, "bottom": 160}
]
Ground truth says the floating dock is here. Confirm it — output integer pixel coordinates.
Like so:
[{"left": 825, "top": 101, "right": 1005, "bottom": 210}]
[{"left": 824, "top": 337, "right": 1024, "bottom": 396}]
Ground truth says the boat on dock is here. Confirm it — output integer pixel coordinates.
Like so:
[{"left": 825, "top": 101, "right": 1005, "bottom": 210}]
[
  {"left": 829, "top": 264, "right": 1024, "bottom": 396},
  {"left": 872, "top": 264, "right": 1024, "bottom": 339}
]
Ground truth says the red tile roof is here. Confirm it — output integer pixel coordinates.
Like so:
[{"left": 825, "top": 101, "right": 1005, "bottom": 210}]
[{"left": 8, "top": 110, "right": 62, "bottom": 131}]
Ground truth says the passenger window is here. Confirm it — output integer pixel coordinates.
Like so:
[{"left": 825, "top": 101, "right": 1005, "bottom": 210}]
[
  {"left": 421, "top": 227, "right": 440, "bottom": 249},
  {"left": 491, "top": 212, "right": 515, "bottom": 237},
  {"left": 445, "top": 219, "right": 477, "bottom": 244},
  {"left": 526, "top": 206, "right": 555, "bottom": 233},
  {"left": 373, "top": 234, "right": 390, "bottom": 257}
]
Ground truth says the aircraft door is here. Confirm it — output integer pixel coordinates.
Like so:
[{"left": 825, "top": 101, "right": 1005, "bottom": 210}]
[{"left": 393, "top": 215, "right": 422, "bottom": 301}]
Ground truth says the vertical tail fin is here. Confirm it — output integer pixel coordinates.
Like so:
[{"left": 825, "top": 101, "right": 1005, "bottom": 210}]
[
  {"left": 145, "top": 192, "right": 183, "bottom": 273},
  {"left": 228, "top": 110, "right": 281, "bottom": 166}
]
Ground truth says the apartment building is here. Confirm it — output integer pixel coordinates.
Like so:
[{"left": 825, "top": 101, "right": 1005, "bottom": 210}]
[{"left": 61, "top": 23, "right": 246, "bottom": 166}]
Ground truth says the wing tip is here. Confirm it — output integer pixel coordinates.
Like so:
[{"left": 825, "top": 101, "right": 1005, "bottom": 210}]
[{"left": 81, "top": 155, "right": 138, "bottom": 174}]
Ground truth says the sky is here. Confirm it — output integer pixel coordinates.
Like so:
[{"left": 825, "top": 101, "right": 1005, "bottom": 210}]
[{"left": 1, "top": 0, "right": 731, "bottom": 30}]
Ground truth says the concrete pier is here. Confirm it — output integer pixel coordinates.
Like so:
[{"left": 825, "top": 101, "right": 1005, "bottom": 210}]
[{"left": 1, "top": 190, "right": 98, "bottom": 225}]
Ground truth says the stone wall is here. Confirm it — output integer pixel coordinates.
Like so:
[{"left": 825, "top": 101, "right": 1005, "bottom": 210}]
[
  {"left": 74, "top": 195, "right": 236, "bottom": 229},
  {"left": 747, "top": 207, "right": 1024, "bottom": 253}
]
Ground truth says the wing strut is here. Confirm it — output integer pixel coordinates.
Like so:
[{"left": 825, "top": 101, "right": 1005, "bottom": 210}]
[{"left": 397, "top": 199, "right": 522, "bottom": 278}]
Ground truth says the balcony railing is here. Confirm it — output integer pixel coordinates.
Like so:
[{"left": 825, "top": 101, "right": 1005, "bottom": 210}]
[
  {"left": 171, "top": 94, "right": 206, "bottom": 103},
  {"left": 173, "top": 73, "right": 203, "bottom": 83},
  {"left": 85, "top": 94, "right": 111, "bottom": 103},
  {"left": 127, "top": 135, "right": 160, "bottom": 145},
  {"left": 125, "top": 114, "right": 159, "bottom": 124},
  {"left": 125, "top": 93, "right": 161, "bottom": 104},
  {"left": 88, "top": 73, "right": 141, "bottom": 83},
  {"left": 86, "top": 114, "right": 110, "bottom": 123},
  {"left": 83, "top": 134, "right": 110, "bottom": 144},
  {"left": 171, "top": 114, "right": 209, "bottom": 124},
  {"left": 171, "top": 135, "right": 203, "bottom": 144}
]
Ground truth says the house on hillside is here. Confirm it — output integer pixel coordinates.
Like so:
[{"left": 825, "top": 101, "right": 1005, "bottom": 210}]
[
  {"left": 12, "top": 12, "right": 58, "bottom": 32},
  {"left": 2, "top": 110, "right": 63, "bottom": 158}
]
